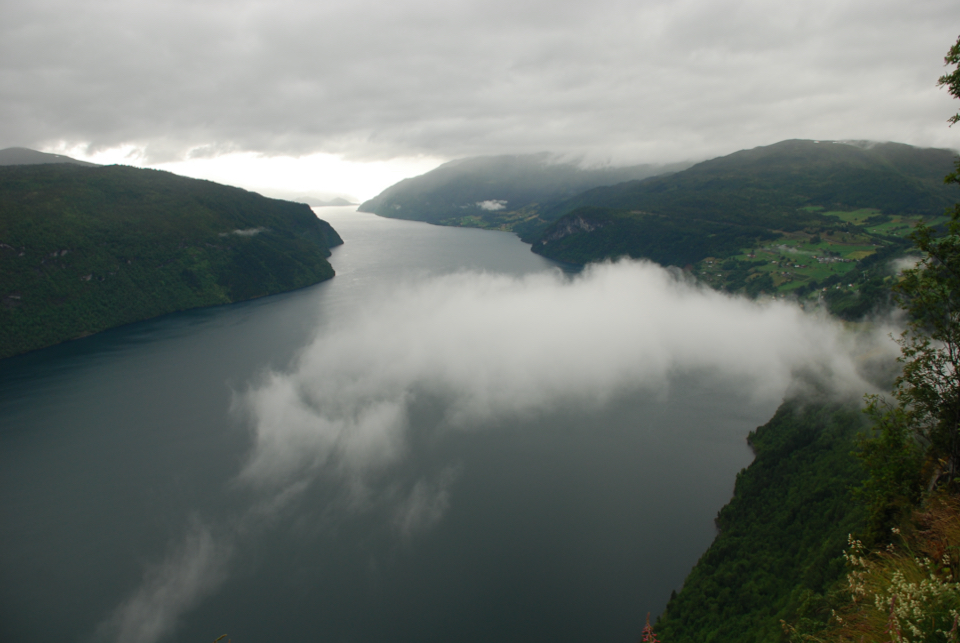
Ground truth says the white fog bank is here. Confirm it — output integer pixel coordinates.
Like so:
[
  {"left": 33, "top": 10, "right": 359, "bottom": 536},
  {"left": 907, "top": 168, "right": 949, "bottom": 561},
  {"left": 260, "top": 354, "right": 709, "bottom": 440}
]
[{"left": 240, "top": 259, "right": 899, "bottom": 490}]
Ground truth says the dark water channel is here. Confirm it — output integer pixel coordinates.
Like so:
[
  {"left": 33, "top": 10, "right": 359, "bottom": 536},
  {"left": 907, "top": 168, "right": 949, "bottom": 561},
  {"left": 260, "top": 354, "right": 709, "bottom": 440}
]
[{"left": 0, "top": 208, "right": 780, "bottom": 642}]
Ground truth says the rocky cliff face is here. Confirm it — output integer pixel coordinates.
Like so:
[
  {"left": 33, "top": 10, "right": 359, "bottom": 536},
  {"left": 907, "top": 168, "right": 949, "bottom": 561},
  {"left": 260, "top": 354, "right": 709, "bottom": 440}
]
[{"left": 536, "top": 213, "right": 605, "bottom": 246}]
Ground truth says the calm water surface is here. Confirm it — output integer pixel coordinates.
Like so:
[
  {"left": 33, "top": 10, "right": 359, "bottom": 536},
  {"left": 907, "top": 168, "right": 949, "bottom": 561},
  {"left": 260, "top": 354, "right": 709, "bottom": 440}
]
[{"left": 0, "top": 208, "right": 779, "bottom": 642}]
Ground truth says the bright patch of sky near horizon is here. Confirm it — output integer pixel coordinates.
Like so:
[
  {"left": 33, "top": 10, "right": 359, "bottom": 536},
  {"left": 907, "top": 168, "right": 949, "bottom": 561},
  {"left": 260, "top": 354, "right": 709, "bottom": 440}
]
[
  {"left": 2, "top": 0, "right": 959, "bottom": 198},
  {"left": 50, "top": 145, "right": 444, "bottom": 202}
]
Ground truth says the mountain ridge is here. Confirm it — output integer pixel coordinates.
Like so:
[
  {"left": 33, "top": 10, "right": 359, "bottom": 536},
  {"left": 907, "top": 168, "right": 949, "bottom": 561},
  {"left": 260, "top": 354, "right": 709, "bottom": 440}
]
[
  {"left": 522, "top": 140, "right": 958, "bottom": 317},
  {"left": 0, "top": 146, "right": 99, "bottom": 167},
  {"left": 358, "top": 152, "right": 692, "bottom": 230},
  {"left": 0, "top": 162, "right": 342, "bottom": 359}
]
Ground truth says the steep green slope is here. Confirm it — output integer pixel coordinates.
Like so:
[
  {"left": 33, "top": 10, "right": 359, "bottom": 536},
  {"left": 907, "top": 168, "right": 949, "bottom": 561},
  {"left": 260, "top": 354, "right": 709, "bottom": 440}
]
[
  {"left": 655, "top": 399, "right": 869, "bottom": 643},
  {"left": 0, "top": 163, "right": 342, "bottom": 358},
  {"left": 357, "top": 153, "right": 689, "bottom": 230}
]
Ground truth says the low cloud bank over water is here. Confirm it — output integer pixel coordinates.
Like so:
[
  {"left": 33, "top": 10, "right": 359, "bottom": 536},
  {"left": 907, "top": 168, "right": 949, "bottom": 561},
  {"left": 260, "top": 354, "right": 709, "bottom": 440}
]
[
  {"left": 102, "top": 259, "right": 900, "bottom": 643},
  {"left": 241, "top": 259, "right": 895, "bottom": 490}
]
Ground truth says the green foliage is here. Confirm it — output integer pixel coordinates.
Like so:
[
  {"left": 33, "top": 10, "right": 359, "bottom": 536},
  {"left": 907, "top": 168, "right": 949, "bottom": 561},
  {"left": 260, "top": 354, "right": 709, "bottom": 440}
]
[
  {"left": 939, "top": 38, "right": 960, "bottom": 228},
  {"left": 809, "top": 243, "right": 907, "bottom": 319},
  {"left": 774, "top": 39, "right": 960, "bottom": 642},
  {"left": 858, "top": 206, "right": 960, "bottom": 508},
  {"left": 857, "top": 397, "right": 925, "bottom": 540},
  {"left": 655, "top": 399, "right": 869, "bottom": 643},
  {"left": 899, "top": 244, "right": 960, "bottom": 466},
  {"left": 529, "top": 206, "right": 777, "bottom": 268},
  {"left": 938, "top": 34, "right": 960, "bottom": 127},
  {"left": 745, "top": 272, "right": 775, "bottom": 297},
  {"left": 659, "top": 39, "right": 960, "bottom": 643},
  {"left": 0, "top": 164, "right": 342, "bottom": 358},
  {"left": 786, "top": 495, "right": 960, "bottom": 643}
]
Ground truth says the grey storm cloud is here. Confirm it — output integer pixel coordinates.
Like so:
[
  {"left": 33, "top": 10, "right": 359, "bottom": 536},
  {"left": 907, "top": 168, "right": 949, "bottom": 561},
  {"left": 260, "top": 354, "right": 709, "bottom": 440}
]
[{"left": 2, "top": 0, "right": 959, "bottom": 164}]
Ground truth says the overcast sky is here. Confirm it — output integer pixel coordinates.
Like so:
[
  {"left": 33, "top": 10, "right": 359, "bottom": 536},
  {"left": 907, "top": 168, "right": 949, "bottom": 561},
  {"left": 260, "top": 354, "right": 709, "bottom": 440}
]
[{"left": 2, "top": 0, "right": 959, "bottom": 199}]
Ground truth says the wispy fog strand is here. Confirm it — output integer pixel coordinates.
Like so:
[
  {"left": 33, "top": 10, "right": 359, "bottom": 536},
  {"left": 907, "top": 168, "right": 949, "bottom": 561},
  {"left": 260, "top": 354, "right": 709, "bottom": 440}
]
[{"left": 94, "top": 521, "right": 230, "bottom": 643}]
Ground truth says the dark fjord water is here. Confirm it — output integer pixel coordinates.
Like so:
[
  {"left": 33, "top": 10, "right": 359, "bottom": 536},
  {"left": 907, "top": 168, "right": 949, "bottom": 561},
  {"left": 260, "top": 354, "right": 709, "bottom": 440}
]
[{"left": 0, "top": 208, "right": 780, "bottom": 642}]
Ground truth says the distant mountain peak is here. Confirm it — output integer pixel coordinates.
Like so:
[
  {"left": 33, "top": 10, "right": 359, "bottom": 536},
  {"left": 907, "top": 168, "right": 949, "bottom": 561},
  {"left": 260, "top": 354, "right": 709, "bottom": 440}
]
[
  {"left": 0, "top": 147, "right": 99, "bottom": 167},
  {"left": 358, "top": 152, "right": 692, "bottom": 229}
]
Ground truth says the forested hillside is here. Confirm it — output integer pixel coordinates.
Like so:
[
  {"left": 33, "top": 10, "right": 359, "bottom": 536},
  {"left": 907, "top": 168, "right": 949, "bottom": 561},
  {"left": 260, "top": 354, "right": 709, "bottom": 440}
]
[
  {"left": 655, "top": 399, "right": 869, "bottom": 642},
  {"left": 540, "top": 140, "right": 956, "bottom": 227},
  {"left": 360, "top": 139, "right": 957, "bottom": 319},
  {"left": 0, "top": 163, "right": 342, "bottom": 358},
  {"left": 652, "top": 44, "right": 960, "bottom": 640},
  {"left": 527, "top": 140, "right": 958, "bottom": 319},
  {"left": 357, "top": 153, "right": 689, "bottom": 228}
]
